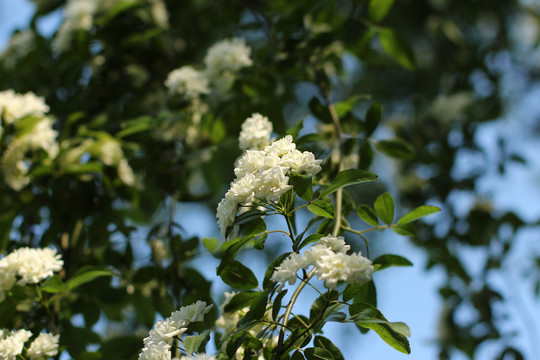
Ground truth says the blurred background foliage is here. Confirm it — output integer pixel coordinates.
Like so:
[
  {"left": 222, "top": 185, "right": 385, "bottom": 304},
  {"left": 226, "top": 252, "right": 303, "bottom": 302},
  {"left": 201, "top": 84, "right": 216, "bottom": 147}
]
[{"left": 1, "top": 0, "right": 540, "bottom": 359}]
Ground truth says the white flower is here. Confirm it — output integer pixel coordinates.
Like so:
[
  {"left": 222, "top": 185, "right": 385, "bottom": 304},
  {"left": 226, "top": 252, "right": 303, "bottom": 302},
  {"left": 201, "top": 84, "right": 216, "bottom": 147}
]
[
  {"left": 234, "top": 150, "right": 266, "bottom": 178},
  {"left": 317, "top": 235, "right": 350, "bottom": 254},
  {"left": 0, "top": 90, "right": 49, "bottom": 123},
  {"left": 26, "top": 332, "right": 60, "bottom": 359},
  {"left": 139, "top": 340, "right": 172, "bottom": 360},
  {"left": 0, "top": 329, "right": 32, "bottom": 360},
  {"left": 264, "top": 135, "right": 296, "bottom": 157},
  {"left": 238, "top": 113, "right": 273, "bottom": 150},
  {"left": 217, "top": 134, "right": 321, "bottom": 235},
  {"left": 204, "top": 38, "right": 252, "bottom": 77},
  {"left": 315, "top": 252, "right": 373, "bottom": 289},
  {"left": 0, "top": 247, "right": 63, "bottom": 287},
  {"left": 170, "top": 301, "right": 214, "bottom": 325},
  {"left": 118, "top": 158, "right": 136, "bottom": 186},
  {"left": 216, "top": 196, "right": 238, "bottom": 236},
  {"left": 346, "top": 253, "right": 375, "bottom": 284},
  {"left": 139, "top": 301, "right": 213, "bottom": 360},
  {"left": 257, "top": 165, "right": 292, "bottom": 202},
  {"left": 270, "top": 253, "right": 304, "bottom": 291},
  {"left": 165, "top": 66, "right": 209, "bottom": 98},
  {"left": 302, "top": 244, "right": 334, "bottom": 268},
  {"left": 153, "top": 319, "right": 186, "bottom": 344},
  {"left": 228, "top": 173, "right": 258, "bottom": 203},
  {"left": 23, "top": 117, "right": 59, "bottom": 158},
  {"left": 282, "top": 150, "right": 322, "bottom": 176}
]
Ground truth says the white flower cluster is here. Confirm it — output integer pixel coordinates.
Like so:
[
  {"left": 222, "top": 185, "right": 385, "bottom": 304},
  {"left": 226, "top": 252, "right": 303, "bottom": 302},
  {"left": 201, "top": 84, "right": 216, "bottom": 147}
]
[
  {"left": 238, "top": 113, "right": 273, "bottom": 150},
  {"left": 271, "top": 235, "right": 374, "bottom": 290},
  {"left": 0, "top": 330, "right": 59, "bottom": 360},
  {"left": 0, "top": 247, "right": 63, "bottom": 302},
  {"left": 216, "top": 135, "right": 322, "bottom": 235},
  {"left": 139, "top": 301, "right": 214, "bottom": 360},
  {"left": 204, "top": 38, "right": 253, "bottom": 76},
  {"left": 0, "top": 90, "right": 49, "bottom": 124},
  {"left": 165, "top": 66, "right": 210, "bottom": 99},
  {"left": 165, "top": 37, "right": 252, "bottom": 98},
  {"left": 0, "top": 90, "right": 58, "bottom": 190},
  {"left": 26, "top": 333, "right": 60, "bottom": 359}
]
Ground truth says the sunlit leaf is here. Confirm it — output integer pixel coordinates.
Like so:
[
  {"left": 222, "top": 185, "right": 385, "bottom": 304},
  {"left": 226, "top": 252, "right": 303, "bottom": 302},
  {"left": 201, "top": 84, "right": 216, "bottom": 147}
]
[
  {"left": 374, "top": 138, "right": 415, "bottom": 159},
  {"left": 379, "top": 28, "right": 416, "bottom": 70},
  {"left": 369, "top": 0, "right": 395, "bottom": 22},
  {"left": 320, "top": 169, "right": 377, "bottom": 197},
  {"left": 308, "top": 200, "right": 335, "bottom": 219},
  {"left": 373, "top": 254, "right": 413, "bottom": 271},
  {"left": 397, "top": 205, "right": 441, "bottom": 224},
  {"left": 66, "top": 266, "right": 116, "bottom": 290},
  {"left": 374, "top": 192, "right": 394, "bottom": 224},
  {"left": 357, "top": 204, "right": 379, "bottom": 226}
]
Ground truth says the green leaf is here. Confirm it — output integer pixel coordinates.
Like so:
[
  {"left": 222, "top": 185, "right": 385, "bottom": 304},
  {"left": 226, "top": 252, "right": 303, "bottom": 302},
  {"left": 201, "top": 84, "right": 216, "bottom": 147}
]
[
  {"left": 40, "top": 275, "right": 66, "bottom": 293},
  {"left": 202, "top": 237, "right": 219, "bottom": 252},
  {"left": 368, "top": 0, "right": 395, "bottom": 22},
  {"left": 391, "top": 223, "right": 417, "bottom": 236},
  {"left": 374, "top": 138, "right": 415, "bottom": 159},
  {"left": 286, "top": 118, "right": 304, "bottom": 140},
  {"left": 373, "top": 254, "right": 413, "bottom": 271},
  {"left": 379, "top": 28, "right": 416, "bottom": 70},
  {"left": 63, "top": 162, "right": 103, "bottom": 175},
  {"left": 183, "top": 331, "right": 209, "bottom": 354},
  {"left": 374, "top": 192, "right": 394, "bottom": 225},
  {"left": 387, "top": 322, "right": 411, "bottom": 338},
  {"left": 239, "top": 217, "right": 267, "bottom": 238},
  {"left": 310, "top": 290, "right": 339, "bottom": 324},
  {"left": 295, "top": 233, "right": 323, "bottom": 252},
  {"left": 314, "top": 336, "right": 345, "bottom": 360},
  {"left": 217, "top": 236, "right": 255, "bottom": 275},
  {"left": 320, "top": 169, "right": 378, "bottom": 198},
  {"left": 238, "top": 290, "right": 269, "bottom": 326},
  {"left": 350, "top": 302, "right": 410, "bottom": 354},
  {"left": 343, "top": 281, "right": 377, "bottom": 307},
  {"left": 272, "top": 290, "right": 288, "bottom": 321},
  {"left": 290, "top": 172, "right": 313, "bottom": 201},
  {"left": 308, "top": 96, "right": 332, "bottom": 123},
  {"left": 224, "top": 291, "right": 259, "bottom": 313},
  {"left": 116, "top": 116, "right": 153, "bottom": 138},
  {"left": 291, "top": 351, "right": 306, "bottom": 360},
  {"left": 220, "top": 261, "right": 258, "bottom": 290},
  {"left": 66, "top": 266, "right": 115, "bottom": 290},
  {"left": 304, "top": 347, "right": 335, "bottom": 360},
  {"left": 359, "top": 142, "right": 373, "bottom": 170},
  {"left": 357, "top": 204, "right": 379, "bottom": 226},
  {"left": 334, "top": 95, "right": 367, "bottom": 117},
  {"left": 307, "top": 200, "right": 335, "bottom": 219},
  {"left": 397, "top": 205, "right": 441, "bottom": 224},
  {"left": 365, "top": 102, "right": 382, "bottom": 137}
]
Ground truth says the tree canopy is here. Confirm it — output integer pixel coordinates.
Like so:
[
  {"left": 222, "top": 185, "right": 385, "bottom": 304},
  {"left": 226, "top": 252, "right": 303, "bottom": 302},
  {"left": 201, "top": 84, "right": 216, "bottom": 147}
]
[{"left": 0, "top": 0, "right": 539, "bottom": 359}]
